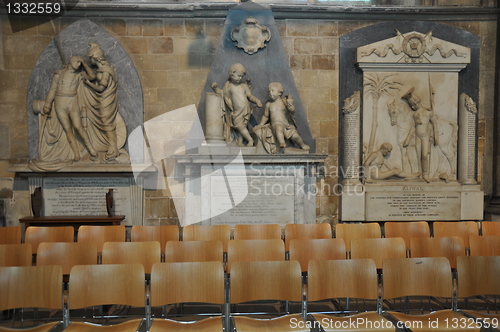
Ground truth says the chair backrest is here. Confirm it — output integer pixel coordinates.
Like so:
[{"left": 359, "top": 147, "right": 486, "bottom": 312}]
[
  {"left": 37, "top": 242, "right": 98, "bottom": 274},
  {"left": 456, "top": 255, "right": 500, "bottom": 298},
  {"left": 384, "top": 221, "right": 430, "bottom": 249},
  {"left": 150, "top": 261, "right": 225, "bottom": 306},
  {"left": 351, "top": 237, "right": 406, "bottom": 270},
  {"left": 25, "top": 226, "right": 74, "bottom": 254},
  {"left": 0, "top": 243, "right": 32, "bottom": 267},
  {"left": 289, "top": 238, "right": 346, "bottom": 272},
  {"left": 164, "top": 240, "right": 223, "bottom": 263},
  {"left": 0, "top": 226, "right": 22, "bottom": 244},
  {"left": 0, "top": 265, "right": 63, "bottom": 311},
  {"left": 131, "top": 225, "right": 179, "bottom": 252},
  {"left": 308, "top": 259, "right": 379, "bottom": 302},
  {"left": 409, "top": 236, "right": 465, "bottom": 269},
  {"left": 78, "top": 225, "right": 126, "bottom": 252},
  {"left": 284, "top": 223, "right": 332, "bottom": 252},
  {"left": 230, "top": 260, "right": 302, "bottom": 304},
  {"left": 68, "top": 263, "right": 145, "bottom": 310},
  {"left": 383, "top": 257, "right": 452, "bottom": 299},
  {"left": 102, "top": 241, "right": 161, "bottom": 274},
  {"left": 469, "top": 235, "right": 500, "bottom": 256},
  {"left": 227, "top": 239, "right": 285, "bottom": 273},
  {"left": 480, "top": 221, "right": 500, "bottom": 236},
  {"left": 433, "top": 221, "right": 478, "bottom": 246},
  {"left": 335, "top": 223, "right": 381, "bottom": 252},
  {"left": 182, "top": 224, "right": 230, "bottom": 252},
  {"left": 233, "top": 224, "right": 282, "bottom": 240}
]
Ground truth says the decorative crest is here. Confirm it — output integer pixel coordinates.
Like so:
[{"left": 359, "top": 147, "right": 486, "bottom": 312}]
[{"left": 231, "top": 17, "right": 271, "bottom": 55}]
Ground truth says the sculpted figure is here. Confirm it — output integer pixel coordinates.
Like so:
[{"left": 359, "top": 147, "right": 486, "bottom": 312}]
[
  {"left": 253, "top": 82, "right": 309, "bottom": 154},
  {"left": 212, "top": 63, "right": 262, "bottom": 146},
  {"left": 364, "top": 142, "right": 420, "bottom": 183}
]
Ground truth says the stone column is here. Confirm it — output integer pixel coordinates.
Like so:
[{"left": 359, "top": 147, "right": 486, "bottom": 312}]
[
  {"left": 458, "top": 93, "right": 478, "bottom": 185},
  {"left": 342, "top": 91, "right": 361, "bottom": 185},
  {"left": 205, "top": 93, "right": 225, "bottom": 143}
]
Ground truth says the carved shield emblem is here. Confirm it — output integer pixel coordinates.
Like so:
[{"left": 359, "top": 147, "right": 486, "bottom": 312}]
[{"left": 231, "top": 17, "right": 271, "bottom": 55}]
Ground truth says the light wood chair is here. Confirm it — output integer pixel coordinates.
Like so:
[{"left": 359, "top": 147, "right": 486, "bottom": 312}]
[
  {"left": 233, "top": 224, "right": 282, "bottom": 240},
  {"left": 409, "top": 236, "right": 466, "bottom": 270},
  {"left": 433, "top": 221, "right": 479, "bottom": 250},
  {"left": 37, "top": 242, "right": 98, "bottom": 275},
  {"left": 284, "top": 223, "right": 332, "bottom": 252},
  {"left": 148, "top": 261, "right": 225, "bottom": 332},
  {"left": 308, "top": 259, "right": 393, "bottom": 331},
  {"left": 230, "top": 260, "right": 308, "bottom": 332},
  {"left": 335, "top": 222, "right": 381, "bottom": 254},
  {"left": 0, "top": 226, "right": 22, "bottom": 244},
  {"left": 64, "top": 263, "right": 145, "bottom": 331},
  {"left": 468, "top": 235, "right": 500, "bottom": 256},
  {"left": 351, "top": 237, "right": 406, "bottom": 270},
  {"left": 77, "top": 225, "right": 126, "bottom": 254},
  {"left": 383, "top": 257, "right": 479, "bottom": 332},
  {"left": 164, "top": 240, "right": 223, "bottom": 263},
  {"left": 289, "top": 238, "right": 346, "bottom": 272},
  {"left": 102, "top": 241, "right": 161, "bottom": 275},
  {"left": 384, "top": 221, "right": 430, "bottom": 250},
  {"left": 226, "top": 239, "right": 285, "bottom": 274},
  {"left": 480, "top": 221, "right": 500, "bottom": 236},
  {"left": 0, "top": 243, "right": 32, "bottom": 267},
  {"left": 24, "top": 226, "right": 74, "bottom": 254},
  {"left": 0, "top": 265, "right": 63, "bottom": 331},
  {"left": 182, "top": 224, "right": 230, "bottom": 253},
  {"left": 131, "top": 225, "right": 179, "bottom": 254}
]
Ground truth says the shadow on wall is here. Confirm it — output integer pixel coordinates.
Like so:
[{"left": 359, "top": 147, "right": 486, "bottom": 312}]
[{"left": 188, "top": 31, "right": 215, "bottom": 68}]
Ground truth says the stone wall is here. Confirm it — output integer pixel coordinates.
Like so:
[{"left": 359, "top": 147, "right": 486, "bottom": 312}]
[{"left": 0, "top": 9, "right": 497, "bottom": 226}]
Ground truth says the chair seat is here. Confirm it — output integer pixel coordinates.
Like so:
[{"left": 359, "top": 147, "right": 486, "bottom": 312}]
[
  {"left": 387, "top": 310, "right": 481, "bottom": 332},
  {"left": 233, "top": 313, "right": 308, "bottom": 332},
  {"left": 63, "top": 318, "right": 143, "bottom": 332},
  {"left": 0, "top": 322, "right": 60, "bottom": 332},
  {"left": 149, "top": 316, "right": 223, "bottom": 332},
  {"left": 312, "top": 311, "right": 394, "bottom": 332}
]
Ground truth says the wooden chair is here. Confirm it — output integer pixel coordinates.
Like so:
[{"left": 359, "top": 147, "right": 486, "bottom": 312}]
[
  {"left": 226, "top": 239, "right": 285, "bottom": 273},
  {"left": 131, "top": 225, "right": 179, "bottom": 255},
  {"left": 182, "top": 224, "right": 230, "bottom": 253},
  {"left": 480, "top": 221, "right": 500, "bottom": 236},
  {"left": 0, "top": 265, "right": 63, "bottom": 331},
  {"left": 409, "top": 236, "right": 466, "bottom": 270},
  {"left": 289, "top": 238, "right": 346, "bottom": 272},
  {"left": 102, "top": 241, "right": 161, "bottom": 274},
  {"left": 37, "top": 242, "right": 98, "bottom": 275},
  {"left": 335, "top": 222, "right": 381, "bottom": 254},
  {"left": 0, "top": 243, "right": 32, "bottom": 267},
  {"left": 0, "top": 226, "right": 22, "bottom": 244},
  {"left": 284, "top": 223, "right": 332, "bottom": 252},
  {"left": 64, "top": 263, "right": 145, "bottom": 331},
  {"left": 433, "top": 221, "right": 479, "bottom": 250},
  {"left": 308, "top": 259, "right": 393, "bottom": 331},
  {"left": 24, "top": 226, "right": 74, "bottom": 254},
  {"left": 77, "top": 225, "right": 126, "bottom": 256},
  {"left": 384, "top": 221, "right": 430, "bottom": 250},
  {"left": 164, "top": 240, "right": 223, "bottom": 263},
  {"left": 351, "top": 237, "right": 406, "bottom": 270},
  {"left": 468, "top": 235, "right": 500, "bottom": 256},
  {"left": 233, "top": 224, "right": 282, "bottom": 240},
  {"left": 230, "top": 260, "right": 308, "bottom": 332},
  {"left": 383, "top": 257, "right": 479, "bottom": 332},
  {"left": 148, "top": 261, "right": 225, "bottom": 332}
]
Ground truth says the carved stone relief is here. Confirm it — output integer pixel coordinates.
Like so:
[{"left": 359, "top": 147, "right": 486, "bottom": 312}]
[{"left": 231, "top": 17, "right": 271, "bottom": 55}]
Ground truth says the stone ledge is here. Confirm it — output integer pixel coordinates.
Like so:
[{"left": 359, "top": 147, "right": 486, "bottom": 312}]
[{"left": 9, "top": 163, "right": 157, "bottom": 175}]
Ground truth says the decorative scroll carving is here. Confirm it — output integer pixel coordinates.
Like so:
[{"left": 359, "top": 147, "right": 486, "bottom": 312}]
[{"left": 231, "top": 17, "right": 271, "bottom": 55}]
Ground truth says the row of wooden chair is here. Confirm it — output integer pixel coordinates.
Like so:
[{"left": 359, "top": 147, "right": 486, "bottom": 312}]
[{"left": 2, "top": 256, "right": 499, "bottom": 332}]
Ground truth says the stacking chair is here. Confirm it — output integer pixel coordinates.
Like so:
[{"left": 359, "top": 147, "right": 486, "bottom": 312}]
[
  {"left": 383, "top": 257, "right": 478, "bottom": 332},
  {"left": 102, "top": 241, "right": 161, "bottom": 275},
  {"left": 284, "top": 223, "right": 332, "bottom": 252},
  {"left": 0, "top": 265, "right": 63, "bottom": 331},
  {"left": 24, "top": 226, "right": 74, "bottom": 254},
  {"left": 480, "top": 221, "right": 500, "bottom": 236},
  {"left": 409, "top": 236, "right": 466, "bottom": 270},
  {"left": 182, "top": 224, "right": 230, "bottom": 253},
  {"left": 289, "top": 238, "right": 346, "bottom": 272},
  {"left": 64, "top": 263, "right": 146, "bottom": 331},
  {"left": 164, "top": 240, "right": 223, "bottom": 263},
  {"left": 77, "top": 225, "right": 126, "bottom": 262},
  {"left": 335, "top": 222, "right": 381, "bottom": 255},
  {"left": 0, "top": 243, "right": 32, "bottom": 267},
  {"left": 384, "top": 221, "right": 430, "bottom": 252},
  {"left": 0, "top": 226, "right": 22, "bottom": 244},
  {"left": 226, "top": 239, "right": 285, "bottom": 273},
  {"left": 230, "top": 260, "right": 308, "bottom": 332},
  {"left": 307, "top": 259, "right": 393, "bottom": 331},
  {"left": 131, "top": 225, "right": 179, "bottom": 258},
  {"left": 468, "top": 235, "right": 500, "bottom": 256},
  {"left": 351, "top": 237, "right": 406, "bottom": 270},
  {"left": 233, "top": 224, "right": 282, "bottom": 240},
  {"left": 433, "top": 221, "right": 478, "bottom": 252},
  {"left": 148, "top": 261, "right": 225, "bottom": 331},
  {"left": 37, "top": 242, "right": 98, "bottom": 275}
]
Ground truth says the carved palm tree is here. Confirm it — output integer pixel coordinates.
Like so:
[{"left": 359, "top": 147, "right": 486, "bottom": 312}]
[{"left": 363, "top": 73, "right": 402, "bottom": 157}]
